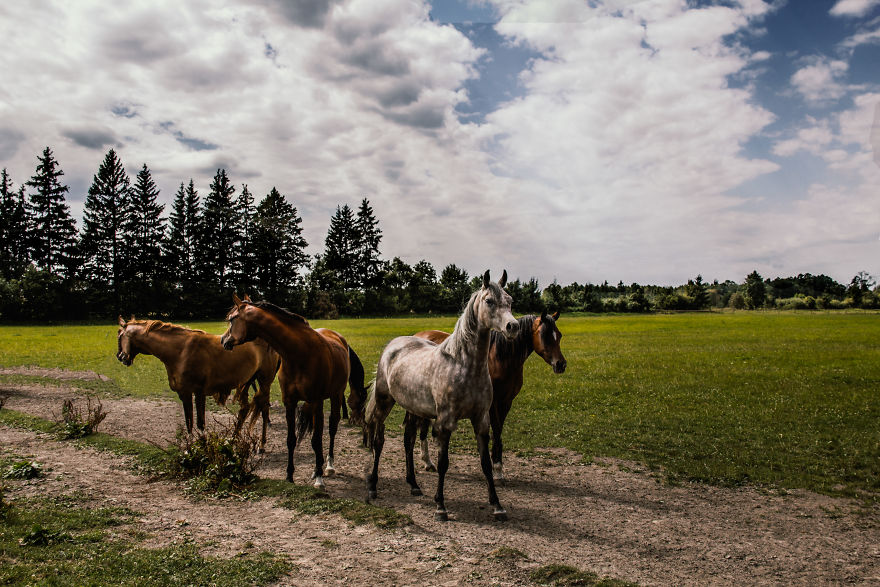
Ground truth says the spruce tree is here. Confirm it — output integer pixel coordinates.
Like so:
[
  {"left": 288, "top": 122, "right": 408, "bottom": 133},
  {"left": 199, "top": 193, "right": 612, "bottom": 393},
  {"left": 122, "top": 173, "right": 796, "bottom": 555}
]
[
  {"left": 253, "top": 187, "right": 308, "bottom": 305},
  {"left": 323, "top": 204, "right": 359, "bottom": 292},
  {"left": 200, "top": 169, "right": 237, "bottom": 290},
  {"left": 164, "top": 180, "right": 202, "bottom": 313},
  {"left": 79, "top": 149, "right": 131, "bottom": 312},
  {"left": 0, "top": 169, "right": 30, "bottom": 279},
  {"left": 355, "top": 198, "right": 382, "bottom": 289},
  {"left": 231, "top": 184, "right": 258, "bottom": 296},
  {"left": 26, "top": 147, "right": 78, "bottom": 278},
  {"left": 126, "top": 164, "right": 166, "bottom": 311}
]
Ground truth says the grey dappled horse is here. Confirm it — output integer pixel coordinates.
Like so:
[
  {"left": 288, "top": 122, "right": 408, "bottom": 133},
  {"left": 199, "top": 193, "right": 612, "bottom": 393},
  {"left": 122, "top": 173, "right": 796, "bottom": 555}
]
[{"left": 363, "top": 270, "right": 519, "bottom": 521}]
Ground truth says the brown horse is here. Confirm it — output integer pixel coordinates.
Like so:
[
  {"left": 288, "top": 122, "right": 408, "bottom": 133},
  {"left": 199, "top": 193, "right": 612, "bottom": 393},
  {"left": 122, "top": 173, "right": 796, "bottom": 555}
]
[
  {"left": 116, "top": 317, "right": 280, "bottom": 450},
  {"left": 220, "top": 295, "right": 369, "bottom": 488},
  {"left": 413, "top": 311, "right": 566, "bottom": 482}
]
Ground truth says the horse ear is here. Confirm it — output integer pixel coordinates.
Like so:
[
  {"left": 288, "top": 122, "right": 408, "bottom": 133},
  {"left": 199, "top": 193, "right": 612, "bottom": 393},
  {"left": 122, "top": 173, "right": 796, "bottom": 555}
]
[
  {"left": 552, "top": 310, "right": 560, "bottom": 321},
  {"left": 118, "top": 315, "right": 126, "bottom": 327},
  {"left": 482, "top": 270, "right": 490, "bottom": 288},
  {"left": 243, "top": 293, "right": 252, "bottom": 302},
  {"left": 541, "top": 310, "right": 548, "bottom": 322},
  {"left": 499, "top": 269, "right": 508, "bottom": 288},
  {"left": 232, "top": 293, "right": 243, "bottom": 306}
]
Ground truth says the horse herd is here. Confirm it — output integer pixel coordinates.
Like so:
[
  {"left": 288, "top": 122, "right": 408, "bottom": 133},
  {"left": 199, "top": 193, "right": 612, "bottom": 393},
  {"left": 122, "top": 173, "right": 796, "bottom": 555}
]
[{"left": 116, "top": 270, "right": 566, "bottom": 521}]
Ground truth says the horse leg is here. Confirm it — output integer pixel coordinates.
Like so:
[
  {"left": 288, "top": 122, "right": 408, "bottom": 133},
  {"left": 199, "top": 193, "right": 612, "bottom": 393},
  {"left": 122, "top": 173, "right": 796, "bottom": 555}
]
[
  {"left": 180, "top": 391, "right": 194, "bottom": 435},
  {"left": 365, "top": 419, "right": 385, "bottom": 502},
  {"left": 403, "top": 413, "right": 422, "bottom": 496},
  {"left": 195, "top": 391, "right": 206, "bottom": 433},
  {"left": 419, "top": 417, "right": 436, "bottom": 472},
  {"left": 433, "top": 427, "right": 451, "bottom": 521},
  {"left": 234, "top": 387, "right": 250, "bottom": 438},
  {"left": 285, "top": 400, "right": 297, "bottom": 482},
  {"left": 310, "top": 403, "right": 326, "bottom": 489},
  {"left": 474, "top": 415, "right": 507, "bottom": 521},
  {"left": 325, "top": 395, "right": 341, "bottom": 478},
  {"left": 489, "top": 402, "right": 507, "bottom": 483}
]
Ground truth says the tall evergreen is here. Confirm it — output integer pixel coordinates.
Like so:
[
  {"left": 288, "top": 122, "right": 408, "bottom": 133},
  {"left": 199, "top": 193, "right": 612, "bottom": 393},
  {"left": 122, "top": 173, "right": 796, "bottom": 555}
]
[
  {"left": 200, "top": 169, "right": 237, "bottom": 290},
  {"left": 79, "top": 149, "right": 131, "bottom": 312},
  {"left": 0, "top": 169, "right": 30, "bottom": 279},
  {"left": 164, "top": 180, "right": 202, "bottom": 313},
  {"left": 253, "top": 188, "right": 309, "bottom": 305},
  {"left": 355, "top": 198, "right": 382, "bottom": 288},
  {"left": 323, "top": 204, "right": 359, "bottom": 291},
  {"left": 126, "top": 164, "right": 166, "bottom": 312},
  {"left": 25, "top": 147, "right": 78, "bottom": 277},
  {"left": 231, "top": 184, "right": 258, "bottom": 296}
]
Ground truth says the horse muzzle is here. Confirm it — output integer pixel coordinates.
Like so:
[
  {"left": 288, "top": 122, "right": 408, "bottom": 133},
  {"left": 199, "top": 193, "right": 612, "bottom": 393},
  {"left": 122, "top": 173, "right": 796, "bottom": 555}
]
[
  {"left": 552, "top": 359, "right": 567, "bottom": 374},
  {"left": 220, "top": 334, "right": 235, "bottom": 351},
  {"left": 116, "top": 351, "right": 133, "bottom": 366},
  {"left": 503, "top": 320, "right": 520, "bottom": 339}
]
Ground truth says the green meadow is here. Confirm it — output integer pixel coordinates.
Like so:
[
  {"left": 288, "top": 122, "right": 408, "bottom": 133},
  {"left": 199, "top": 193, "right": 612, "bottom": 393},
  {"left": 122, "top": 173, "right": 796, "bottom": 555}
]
[{"left": 1, "top": 312, "right": 878, "bottom": 500}]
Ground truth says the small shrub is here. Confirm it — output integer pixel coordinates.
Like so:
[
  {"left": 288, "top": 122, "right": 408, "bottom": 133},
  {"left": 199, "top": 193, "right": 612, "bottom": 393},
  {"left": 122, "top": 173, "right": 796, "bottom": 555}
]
[
  {"left": 19, "top": 524, "right": 73, "bottom": 546},
  {"left": 57, "top": 397, "right": 107, "bottom": 439},
  {"left": 170, "top": 420, "right": 262, "bottom": 494},
  {"left": 3, "top": 460, "right": 43, "bottom": 480}
]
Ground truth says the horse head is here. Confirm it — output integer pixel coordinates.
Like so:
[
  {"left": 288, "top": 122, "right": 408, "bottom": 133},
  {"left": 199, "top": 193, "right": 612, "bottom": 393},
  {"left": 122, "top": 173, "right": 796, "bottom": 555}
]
[
  {"left": 477, "top": 270, "right": 519, "bottom": 340},
  {"left": 221, "top": 294, "right": 256, "bottom": 350},
  {"left": 533, "top": 311, "right": 567, "bottom": 374},
  {"left": 116, "top": 315, "right": 138, "bottom": 366}
]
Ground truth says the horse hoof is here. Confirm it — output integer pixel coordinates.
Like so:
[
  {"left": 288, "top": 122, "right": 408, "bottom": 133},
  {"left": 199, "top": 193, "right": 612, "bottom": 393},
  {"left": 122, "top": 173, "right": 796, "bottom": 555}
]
[
  {"left": 324, "top": 466, "right": 336, "bottom": 478},
  {"left": 424, "top": 464, "right": 437, "bottom": 473},
  {"left": 367, "top": 490, "right": 377, "bottom": 502},
  {"left": 493, "top": 508, "right": 508, "bottom": 521},
  {"left": 313, "top": 476, "right": 325, "bottom": 489},
  {"left": 410, "top": 487, "right": 423, "bottom": 496},
  {"left": 258, "top": 447, "right": 266, "bottom": 455},
  {"left": 435, "top": 510, "right": 448, "bottom": 522}
]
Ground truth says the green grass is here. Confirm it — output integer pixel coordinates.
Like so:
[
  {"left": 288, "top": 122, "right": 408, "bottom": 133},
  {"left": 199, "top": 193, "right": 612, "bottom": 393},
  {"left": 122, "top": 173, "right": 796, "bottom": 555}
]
[
  {"left": 0, "top": 494, "right": 291, "bottom": 585},
  {"left": 2, "top": 312, "right": 879, "bottom": 499}
]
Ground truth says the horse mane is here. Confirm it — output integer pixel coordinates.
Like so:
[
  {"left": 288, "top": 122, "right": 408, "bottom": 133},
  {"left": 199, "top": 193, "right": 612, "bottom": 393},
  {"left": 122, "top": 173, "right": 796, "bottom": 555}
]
[
  {"left": 490, "top": 314, "right": 537, "bottom": 364},
  {"left": 129, "top": 319, "right": 207, "bottom": 335},
  {"left": 249, "top": 300, "right": 310, "bottom": 329},
  {"left": 442, "top": 282, "right": 504, "bottom": 356}
]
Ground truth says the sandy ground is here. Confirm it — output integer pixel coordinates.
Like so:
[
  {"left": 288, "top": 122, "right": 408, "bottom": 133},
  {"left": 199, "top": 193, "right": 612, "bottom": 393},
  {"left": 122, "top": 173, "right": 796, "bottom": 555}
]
[{"left": 1, "top": 375, "right": 878, "bottom": 586}]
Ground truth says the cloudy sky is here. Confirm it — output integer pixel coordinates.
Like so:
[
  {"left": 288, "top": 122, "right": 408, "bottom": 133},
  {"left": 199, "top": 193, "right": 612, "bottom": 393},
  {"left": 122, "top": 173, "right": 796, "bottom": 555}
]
[{"left": 1, "top": 0, "right": 878, "bottom": 286}]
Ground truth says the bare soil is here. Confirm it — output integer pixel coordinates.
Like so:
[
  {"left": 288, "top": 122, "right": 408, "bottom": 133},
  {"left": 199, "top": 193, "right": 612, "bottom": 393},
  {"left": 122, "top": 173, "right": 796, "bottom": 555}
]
[{"left": 1, "top": 375, "right": 878, "bottom": 586}]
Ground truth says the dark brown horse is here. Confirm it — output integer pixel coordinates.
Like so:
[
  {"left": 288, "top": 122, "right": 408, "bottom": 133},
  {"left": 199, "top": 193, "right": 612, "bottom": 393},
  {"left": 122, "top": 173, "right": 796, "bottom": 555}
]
[
  {"left": 220, "top": 295, "right": 369, "bottom": 488},
  {"left": 413, "top": 311, "right": 566, "bottom": 481},
  {"left": 116, "top": 317, "right": 280, "bottom": 450}
]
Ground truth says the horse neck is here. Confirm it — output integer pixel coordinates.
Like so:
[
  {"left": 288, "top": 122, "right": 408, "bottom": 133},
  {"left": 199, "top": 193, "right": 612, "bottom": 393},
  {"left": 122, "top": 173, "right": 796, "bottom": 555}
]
[
  {"left": 246, "top": 310, "right": 312, "bottom": 365},
  {"left": 490, "top": 315, "right": 536, "bottom": 368},
  {"left": 442, "top": 296, "right": 491, "bottom": 363},
  {"left": 131, "top": 326, "right": 189, "bottom": 366}
]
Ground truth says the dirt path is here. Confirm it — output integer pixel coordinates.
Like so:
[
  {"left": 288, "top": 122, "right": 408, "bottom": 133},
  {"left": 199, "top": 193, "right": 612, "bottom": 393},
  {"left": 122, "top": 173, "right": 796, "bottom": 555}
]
[{"left": 1, "top": 380, "right": 878, "bottom": 586}]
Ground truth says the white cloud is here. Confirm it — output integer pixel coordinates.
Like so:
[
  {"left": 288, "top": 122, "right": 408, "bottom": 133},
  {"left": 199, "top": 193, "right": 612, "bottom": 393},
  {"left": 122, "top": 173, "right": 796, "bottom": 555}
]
[
  {"left": 829, "top": 0, "right": 880, "bottom": 18},
  {"left": 790, "top": 58, "right": 849, "bottom": 104}
]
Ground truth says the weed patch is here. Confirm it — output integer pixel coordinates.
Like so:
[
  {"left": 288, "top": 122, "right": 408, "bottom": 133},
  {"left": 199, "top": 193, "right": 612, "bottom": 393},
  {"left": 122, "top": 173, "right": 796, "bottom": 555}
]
[
  {"left": 3, "top": 459, "right": 43, "bottom": 480},
  {"left": 56, "top": 397, "right": 108, "bottom": 439},
  {"left": 529, "top": 563, "right": 637, "bottom": 586},
  {"left": 169, "top": 420, "right": 262, "bottom": 495}
]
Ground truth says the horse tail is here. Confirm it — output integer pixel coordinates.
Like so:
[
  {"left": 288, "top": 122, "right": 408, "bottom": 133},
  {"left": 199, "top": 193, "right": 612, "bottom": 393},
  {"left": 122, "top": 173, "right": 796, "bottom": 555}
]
[
  {"left": 347, "top": 346, "right": 370, "bottom": 426},
  {"left": 295, "top": 402, "right": 314, "bottom": 442},
  {"left": 362, "top": 375, "right": 383, "bottom": 450}
]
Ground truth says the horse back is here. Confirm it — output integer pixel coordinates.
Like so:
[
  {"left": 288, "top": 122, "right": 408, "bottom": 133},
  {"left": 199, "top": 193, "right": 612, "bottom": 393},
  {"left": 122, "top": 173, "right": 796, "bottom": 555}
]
[{"left": 413, "top": 329, "right": 450, "bottom": 345}]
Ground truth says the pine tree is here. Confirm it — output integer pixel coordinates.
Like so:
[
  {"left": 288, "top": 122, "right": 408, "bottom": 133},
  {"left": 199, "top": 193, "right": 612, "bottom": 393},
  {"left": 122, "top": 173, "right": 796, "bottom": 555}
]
[
  {"left": 164, "top": 180, "right": 202, "bottom": 311},
  {"left": 79, "top": 149, "right": 131, "bottom": 312},
  {"left": 126, "top": 164, "right": 165, "bottom": 311},
  {"left": 231, "top": 184, "right": 258, "bottom": 296},
  {"left": 26, "top": 147, "right": 78, "bottom": 278},
  {"left": 200, "top": 169, "right": 237, "bottom": 290},
  {"left": 253, "top": 187, "right": 308, "bottom": 304},
  {"left": 0, "top": 169, "right": 30, "bottom": 279},
  {"left": 355, "top": 198, "right": 382, "bottom": 289},
  {"left": 439, "top": 263, "right": 470, "bottom": 312},
  {"left": 323, "top": 204, "right": 359, "bottom": 291}
]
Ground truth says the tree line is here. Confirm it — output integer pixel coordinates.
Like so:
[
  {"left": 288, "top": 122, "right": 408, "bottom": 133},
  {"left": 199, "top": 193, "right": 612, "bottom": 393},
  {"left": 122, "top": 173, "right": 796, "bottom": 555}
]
[{"left": 0, "top": 146, "right": 875, "bottom": 321}]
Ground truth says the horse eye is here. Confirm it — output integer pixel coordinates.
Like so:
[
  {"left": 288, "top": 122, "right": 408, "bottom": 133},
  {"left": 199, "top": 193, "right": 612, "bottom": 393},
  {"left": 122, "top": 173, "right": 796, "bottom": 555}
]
[{"left": 486, "top": 299, "right": 495, "bottom": 306}]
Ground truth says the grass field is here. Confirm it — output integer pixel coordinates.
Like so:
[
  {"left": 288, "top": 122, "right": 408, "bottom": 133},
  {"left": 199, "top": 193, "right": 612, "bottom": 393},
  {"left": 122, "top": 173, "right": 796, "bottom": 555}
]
[{"left": 1, "top": 312, "right": 878, "bottom": 500}]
